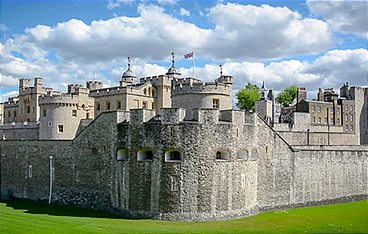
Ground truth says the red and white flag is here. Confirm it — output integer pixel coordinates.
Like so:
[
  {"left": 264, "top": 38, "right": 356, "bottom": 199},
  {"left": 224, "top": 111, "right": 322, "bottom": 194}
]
[{"left": 184, "top": 52, "right": 194, "bottom": 59}]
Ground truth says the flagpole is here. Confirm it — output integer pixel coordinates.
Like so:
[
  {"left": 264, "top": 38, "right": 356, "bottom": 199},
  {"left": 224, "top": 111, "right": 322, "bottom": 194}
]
[{"left": 192, "top": 52, "right": 195, "bottom": 78}]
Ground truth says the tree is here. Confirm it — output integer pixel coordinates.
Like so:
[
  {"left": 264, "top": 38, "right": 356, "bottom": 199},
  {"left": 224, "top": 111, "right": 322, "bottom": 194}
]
[
  {"left": 236, "top": 83, "right": 260, "bottom": 111},
  {"left": 277, "top": 85, "right": 298, "bottom": 107}
]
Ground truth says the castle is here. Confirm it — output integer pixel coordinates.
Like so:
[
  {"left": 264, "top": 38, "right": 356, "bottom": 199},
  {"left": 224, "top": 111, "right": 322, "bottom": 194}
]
[{"left": 0, "top": 56, "right": 367, "bottom": 221}]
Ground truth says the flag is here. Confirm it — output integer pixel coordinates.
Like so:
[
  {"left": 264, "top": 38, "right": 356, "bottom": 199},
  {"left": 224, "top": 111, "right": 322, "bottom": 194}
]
[{"left": 184, "top": 52, "right": 194, "bottom": 59}]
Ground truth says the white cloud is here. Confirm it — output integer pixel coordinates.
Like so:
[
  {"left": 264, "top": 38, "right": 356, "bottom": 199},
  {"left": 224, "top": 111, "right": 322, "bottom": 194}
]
[
  {"left": 0, "top": 91, "right": 18, "bottom": 102},
  {"left": 0, "top": 74, "right": 18, "bottom": 87},
  {"left": 156, "top": 0, "right": 179, "bottom": 6},
  {"left": 307, "top": 0, "right": 368, "bottom": 37},
  {"left": 205, "top": 3, "right": 335, "bottom": 59},
  {"left": 179, "top": 7, "right": 190, "bottom": 17},
  {"left": 107, "top": 0, "right": 135, "bottom": 10},
  {"left": 4, "top": 3, "right": 337, "bottom": 64}
]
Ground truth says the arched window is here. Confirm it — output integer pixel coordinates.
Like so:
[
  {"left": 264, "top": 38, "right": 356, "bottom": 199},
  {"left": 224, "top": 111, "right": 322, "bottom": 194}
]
[
  {"left": 237, "top": 150, "right": 249, "bottom": 160},
  {"left": 250, "top": 148, "right": 258, "bottom": 160},
  {"left": 137, "top": 149, "right": 153, "bottom": 161},
  {"left": 165, "top": 150, "right": 182, "bottom": 162},
  {"left": 116, "top": 149, "right": 128, "bottom": 161},
  {"left": 143, "top": 88, "right": 147, "bottom": 95},
  {"left": 148, "top": 87, "right": 151, "bottom": 96},
  {"left": 215, "top": 150, "right": 230, "bottom": 161}
]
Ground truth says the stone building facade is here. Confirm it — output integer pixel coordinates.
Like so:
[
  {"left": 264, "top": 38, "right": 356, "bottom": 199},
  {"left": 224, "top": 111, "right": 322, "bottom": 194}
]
[{"left": 0, "top": 109, "right": 367, "bottom": 221}]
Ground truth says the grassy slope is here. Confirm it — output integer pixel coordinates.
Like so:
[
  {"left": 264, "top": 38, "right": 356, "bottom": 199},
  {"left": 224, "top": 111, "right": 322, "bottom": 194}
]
[{"left": 0, "top": 199, "right": 367, "bottom": 234}]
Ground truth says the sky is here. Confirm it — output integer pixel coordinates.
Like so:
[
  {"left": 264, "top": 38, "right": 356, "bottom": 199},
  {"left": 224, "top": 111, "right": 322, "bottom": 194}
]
[{"left": 0, "top": 0, "right": 367, "bottom": 102}]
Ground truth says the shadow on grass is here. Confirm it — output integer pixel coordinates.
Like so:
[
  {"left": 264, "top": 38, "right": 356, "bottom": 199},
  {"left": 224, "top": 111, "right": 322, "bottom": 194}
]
[{"left": 2, "top": 198, "right": 128, "bottom": 219}]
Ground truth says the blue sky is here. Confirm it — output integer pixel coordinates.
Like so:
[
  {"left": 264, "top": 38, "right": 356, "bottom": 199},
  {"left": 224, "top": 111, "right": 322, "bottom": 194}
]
[{"left": 0, "top": 0, "right": 367, "bottom": 101}]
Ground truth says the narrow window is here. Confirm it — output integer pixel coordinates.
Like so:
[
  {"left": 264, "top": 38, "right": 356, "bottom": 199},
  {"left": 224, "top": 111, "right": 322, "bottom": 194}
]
[
  {"left": 137, "top": 150, "right": 153, "bottom": 161},
  {"left": 213, "top": 99, "right": 220, "bottom": 109},
  {"left": 312, "top": 106, "right": 315, "bottom": 112},
  {"left": 350, "top": 125, "right": 353, "bottom": 132},
  {"left": 318, "top": 117, "right": 321, "bottom": 124},
  {"left": 143, "top": 88, "right": 147, "bottom": 95},
  {"left": 8, "top": 111, "right": 11, "bottom": 118},
  {"left": 116, "top": 149, "right": 129, "bottom": 161},
  {"left": 215, "top": 150, "right": 230, "bottom": 161},
  {"left": 97, "top": 102, "right": 101, "bottom": 110},
  {"left": 27, "top": 106, "right": 31, "bottom": 113},
  {"left": 58, "top": 125, "right": 64, "bottom": 133},
  {"left": 312, "top": 117, "right": 315, "bottom": 124},
  {"left": 28, "top": 165, "right": 32, "bottom": 178},
  {"left": 86, "top": 113, "right": 90, "bottom": 119},
  {"left": 43, "top": 109, "right": 46, "bottom": 117},
  {"left": 318, "top": 106, "right": 321, "bottom": 112},
  {"left": 237, "top": 150, "right": 248, "bottom": 160},
  {"left": 350, "top": 114, "right": 353, "bottom": 121},
  {"left": 106, "top": 101, "right": 111, "bottom": 110},
  {"left": 14, "top": 111, "right": 17, "bottom": 117},
  {"left": 165, "top": 150, "right": 182, "bottom": 162},
  {"left": 143, "top": 101, "right": 147, "bottom": 109},
  {"left": 250, "top": 148, "right": 259, "bottom": 160},
  {"left": 117, "top": 100, "right": 121, "bottom": 109},
  {"left": 72, "top": 110, "right": 77, "bottom": 117}
]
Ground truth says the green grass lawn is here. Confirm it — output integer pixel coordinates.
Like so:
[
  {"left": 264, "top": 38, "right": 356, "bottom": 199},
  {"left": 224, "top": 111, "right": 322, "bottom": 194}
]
[{"left": 0, "top": 199, "right": 367, "bottom": 234}]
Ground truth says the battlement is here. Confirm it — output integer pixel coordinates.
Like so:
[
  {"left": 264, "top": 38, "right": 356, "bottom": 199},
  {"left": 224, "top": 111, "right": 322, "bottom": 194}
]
[
  {"left": 172, "top": 79, "right": 232, "bottom": 96},
  {"left": 122, "top": 108, "right": 256, "bottom": 127},
  {"left": 18, "top": 77, "right": 45, "bottom": 95},
  {"left": 139, "top": 74, "right": 173, "bottom": 86},
  {"left": 86, "top": 81, "right": 103, "bottom": 90},
  {"left": 67, "top": 84, "right": 89, "bottom": 95},
  {"left": 4, "top": 97, "right": 19, "bottom": 106},
  {"left": 89, "top": 86, "right": 130, "bottom": 96},
  {"left": 39, "top": 94, "right": 79, "bottom": 105}
]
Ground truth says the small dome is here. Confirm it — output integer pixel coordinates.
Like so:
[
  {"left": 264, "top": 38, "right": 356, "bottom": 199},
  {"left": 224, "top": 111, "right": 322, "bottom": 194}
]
[
  {"left": 166, "top": 65, "right": 181, "bottom": 76},
  {"left": 122, "top": 68, "right": 136, "bottom": 79}
]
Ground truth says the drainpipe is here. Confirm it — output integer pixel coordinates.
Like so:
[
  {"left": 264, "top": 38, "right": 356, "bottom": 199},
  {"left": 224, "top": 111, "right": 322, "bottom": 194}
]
[{"left": 48, "top": 156, "right": 53, "bottom": 204}]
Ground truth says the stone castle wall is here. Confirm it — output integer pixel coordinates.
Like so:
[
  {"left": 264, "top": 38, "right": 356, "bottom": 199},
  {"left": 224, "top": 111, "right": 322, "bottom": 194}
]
[
  {"left": 0, "top": 122, "right": 39, "bottom": 140},
  {"left": 0, "top": 110, "right": 367, "bottom": 221}
]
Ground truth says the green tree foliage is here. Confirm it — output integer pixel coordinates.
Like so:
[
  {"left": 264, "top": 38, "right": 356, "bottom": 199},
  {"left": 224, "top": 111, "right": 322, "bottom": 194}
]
[
  {"left": 277, "top": 85, "right": 298, "bottom": 107},
  {"left": 236, "top": 83, "right": 260, "bottom": 111}
]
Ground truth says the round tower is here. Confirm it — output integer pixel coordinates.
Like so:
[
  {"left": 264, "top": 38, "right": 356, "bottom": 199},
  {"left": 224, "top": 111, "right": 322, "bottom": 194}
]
[
  {"left": 171, "top": 77, "right": 232, "bottom": 114},
  {"left": 39, "top": 93, "right": 93, "bottom": 140}
]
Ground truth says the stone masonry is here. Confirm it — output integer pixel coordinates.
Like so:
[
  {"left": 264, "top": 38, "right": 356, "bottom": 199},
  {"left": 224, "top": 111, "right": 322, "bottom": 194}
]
[{"left": 1, "top": 109, "right": 367, "bottom": 221}]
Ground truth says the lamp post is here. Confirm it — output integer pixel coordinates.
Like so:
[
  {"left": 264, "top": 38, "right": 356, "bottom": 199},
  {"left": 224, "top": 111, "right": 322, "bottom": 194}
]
[
  {"left": 327, "top": 108, "right": 330, "bottom": 145},
  {"left": 48, "top": 155, "right": 53, "bottom": 204}
]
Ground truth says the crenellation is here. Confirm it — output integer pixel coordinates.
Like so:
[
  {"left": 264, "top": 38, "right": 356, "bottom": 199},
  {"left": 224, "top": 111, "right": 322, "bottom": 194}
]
[{"left": 160, "top": 108, "right": 186, "bottom": 124}]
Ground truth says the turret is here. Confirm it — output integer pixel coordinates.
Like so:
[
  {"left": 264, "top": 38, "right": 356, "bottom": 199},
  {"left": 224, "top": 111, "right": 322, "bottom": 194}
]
[
  {"left": 34, "top": 77, "right": 43, "bottom": 92},
  {"left": 120, "top": 57, "right": 137, "bottom": 87},
  {"left": 166, "top": 51, "right": 181, "bottom": 77},
  {"left": 86, "top": 81, "right": 103, "bottom": 90},
  {"left": 19, "top": 78, "right": 31, "bottom": 91}
]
